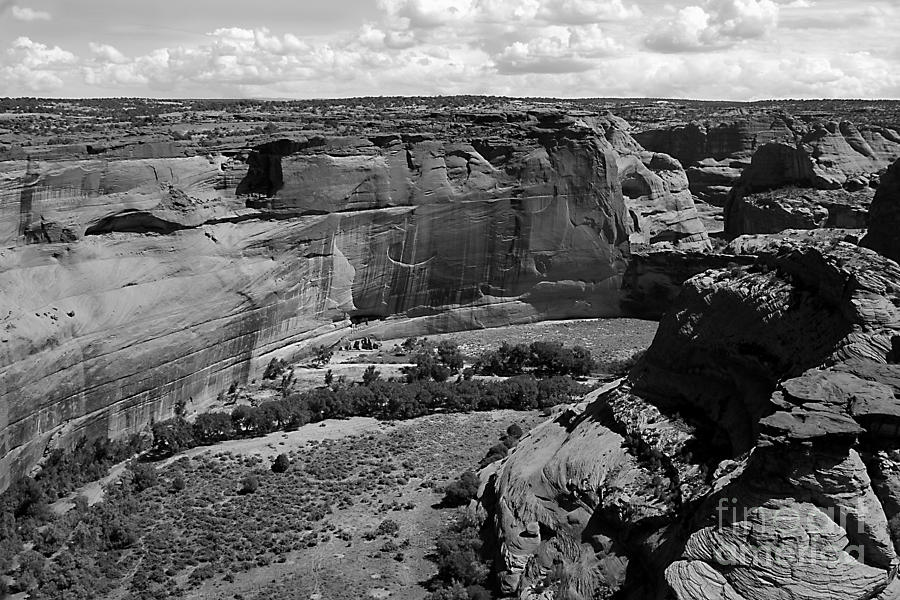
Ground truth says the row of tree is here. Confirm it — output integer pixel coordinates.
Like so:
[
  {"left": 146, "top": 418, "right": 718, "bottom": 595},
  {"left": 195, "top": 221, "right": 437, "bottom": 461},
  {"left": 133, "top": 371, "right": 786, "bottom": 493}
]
[{"left": 152, "top": 374, "right": 589, "bottom": 458}]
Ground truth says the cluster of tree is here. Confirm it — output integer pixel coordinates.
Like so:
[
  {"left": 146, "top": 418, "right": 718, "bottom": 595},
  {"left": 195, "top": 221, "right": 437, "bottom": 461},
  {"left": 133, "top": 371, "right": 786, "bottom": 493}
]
[
  {"left": 402, "top": 340, "right": 464, "bottom": 382},
  {"left": 427, "top": 512, "right": 493, "bottom": 600},
  {"left": 150, "top": 374, "right": 589, "bottom": 459},
  {"left": 473, "top": 341, "right": 594, "bottom": 378}
]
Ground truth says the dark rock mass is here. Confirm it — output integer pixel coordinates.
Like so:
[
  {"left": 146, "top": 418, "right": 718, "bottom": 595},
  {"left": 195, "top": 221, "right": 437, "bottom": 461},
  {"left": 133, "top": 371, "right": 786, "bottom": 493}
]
[
  {"left": 483, "top": 236, "right": 900, "bottom": 599},
  {"left": 863, "top": 159, "right": 900, "bottom": 263}
]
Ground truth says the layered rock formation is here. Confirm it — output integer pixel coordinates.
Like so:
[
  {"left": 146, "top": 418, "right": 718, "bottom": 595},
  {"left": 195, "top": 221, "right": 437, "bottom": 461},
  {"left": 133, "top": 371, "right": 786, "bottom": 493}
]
[
  {"left": 483, "top": 236, "right": 900, "bottom": 599},
  {"left": 634, "top": 114, "right": 797, "bottom": 205},
  {"left": 863, "top": 159, "right": 900, "bottom": 263},
  {"left": 0, "top": 113, "right": 710, "bottom": 491},
  {"left": 725, "top": 122, "right": 900, "bottom": 237}
]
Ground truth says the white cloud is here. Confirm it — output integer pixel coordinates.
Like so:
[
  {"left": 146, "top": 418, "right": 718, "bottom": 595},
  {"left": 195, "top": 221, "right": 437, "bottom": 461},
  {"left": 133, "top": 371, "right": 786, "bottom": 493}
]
[
  {"left": 494, "top": 24, "right": 622, "bottom": 74},
  {"left": 10, "top": 5, "right": 50, "bottom": 21},
  {"left": 645, "top": 0, "right": 779, "bottom": 52},
  {"left": 0, "top": 0, "right": 896, "bottom": 100},
  {"left": 1, "top": 36, "right": 74, "bottom": 92}
]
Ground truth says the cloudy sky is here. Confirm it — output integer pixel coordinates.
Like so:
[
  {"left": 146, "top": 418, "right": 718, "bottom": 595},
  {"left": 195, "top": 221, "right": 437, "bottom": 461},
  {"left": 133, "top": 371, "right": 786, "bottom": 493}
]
[{"left": 0, "top": 0, "right": 897, "bottom": 100}]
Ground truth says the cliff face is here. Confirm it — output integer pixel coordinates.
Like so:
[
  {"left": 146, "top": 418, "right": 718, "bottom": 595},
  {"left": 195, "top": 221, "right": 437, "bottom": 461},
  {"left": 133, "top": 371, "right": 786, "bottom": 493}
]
[
  {"left": 0, "top": 115, "right": 707, "bottom": 491},
  {"left": 724, "top": 122, "right": 900, "bottom": 237},
  {"left": 634, "top": 115, "right": 798, "bottom": 205},
  {"left": 484, "top": 237, "right": 900, "bottom": 600},
  {"left": 863, "top": 159, "right": 900, "bottom": 263}
]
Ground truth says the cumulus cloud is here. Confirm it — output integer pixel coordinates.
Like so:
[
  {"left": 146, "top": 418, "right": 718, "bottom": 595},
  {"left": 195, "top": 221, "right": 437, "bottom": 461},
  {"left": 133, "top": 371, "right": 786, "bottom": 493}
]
[
  {"left": 645, "top": 0, "right": 779, "bottom": 52},
  {"left": 11, "top": 5, "right": 50, "bottom": 21},
  {"left": 494, "top": 24, "right": 622, "bottom": 74},
  {"left": 1, "top": 37, "right": 75, "bottom": 92},
  {"left": 0, "top": 0, "right": 896, "bottom": 100}
]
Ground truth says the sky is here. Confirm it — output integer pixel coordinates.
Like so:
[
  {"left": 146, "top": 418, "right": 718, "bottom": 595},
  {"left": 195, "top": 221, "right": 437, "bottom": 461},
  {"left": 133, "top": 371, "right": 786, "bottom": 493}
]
[{"left": 0, "top": 0, "right": 898, "bottom": 100}]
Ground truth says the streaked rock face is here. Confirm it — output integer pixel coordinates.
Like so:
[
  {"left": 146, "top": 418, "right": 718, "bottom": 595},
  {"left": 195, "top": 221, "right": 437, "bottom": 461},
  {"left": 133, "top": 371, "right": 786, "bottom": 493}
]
[
  {"left": 484, "top": 238, "right": 900, "bottom": 600},
  {"left": 0, "top": 115, "right": 707, "bottom": 491}
]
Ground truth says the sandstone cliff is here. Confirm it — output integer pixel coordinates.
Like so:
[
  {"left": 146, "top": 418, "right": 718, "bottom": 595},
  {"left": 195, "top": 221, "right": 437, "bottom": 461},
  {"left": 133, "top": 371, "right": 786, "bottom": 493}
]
[
  {"left": 634, "top": 114, "right": 798, "bottom": 205},
  {"left": 724, "top": 122, "right": 900, "bottom": 237},
  {"left": 863, "top": 159, "right": 900, "bottom": 263},
  {"left": 483, "top": 236, "right": 900, "bottom": 599},
  {"left": 0, "top": 114, "right": 708, "bottom": 491}
]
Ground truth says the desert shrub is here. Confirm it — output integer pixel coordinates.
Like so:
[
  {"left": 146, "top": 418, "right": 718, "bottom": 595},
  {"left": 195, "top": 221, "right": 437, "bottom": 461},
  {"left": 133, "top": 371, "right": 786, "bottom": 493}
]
[
  {"left": 130, "top": 463, "right": 158, "bottom": 492},
  {"left": 104, "top": 519, "right": 138, "bottom": 550},
  {"left": 433, "top": 513, "right": 490, "bottom": 587},
  {"left": 506, "top": 423, "right": 523, "bottom": 439},
  {"left": 375, "top": 519, "right": 401, "bottom": 537},
  {"left": 239, "top": 475, "right": 259, "bottom": 495},
  {"left": 442, "top": 471, "right": 479, "bottom": 507},
  {"left": 271, "top": 454, "right": 291, "bottom": 473}
]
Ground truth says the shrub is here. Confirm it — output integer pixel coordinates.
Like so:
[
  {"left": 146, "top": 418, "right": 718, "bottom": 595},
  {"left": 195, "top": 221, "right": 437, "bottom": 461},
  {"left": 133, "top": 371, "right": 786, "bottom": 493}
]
[
  {"left": 130, "top": 463, "right": 158, "bottom": 492},
  {"left": 506, "top": 423, "right": 523, "bottom": 439},
  {"left": 239, "top": 475, "right": 259, "bottom": 494},
  {"left": 271, "top": 453, "right": 291, "bottom": 473},
  {"left": 375, "top": 519, "right": 400, "bottom": 537},
  {"left": 442, "top": 471, "right": 479, "bottom": 507}
]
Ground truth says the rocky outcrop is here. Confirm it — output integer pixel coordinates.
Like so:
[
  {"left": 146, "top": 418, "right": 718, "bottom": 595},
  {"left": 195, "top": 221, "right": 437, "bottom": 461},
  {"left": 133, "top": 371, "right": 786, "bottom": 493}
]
[
  {"left": 484, "top": 237, "right": 900, "bottom": 599},
  {"left": 618, "top": 152, "right": 711, "bottom": 252},
  {"left": 634, "top": 115, "right": 798, "bottom": 205},
  {"left": 863, "top": 159, "right": 900, "bottom": 263},
  {"left": 725, "top": 122, "right": 900, "bottom": 237},
  {"left": 0, "top": 114, "right": 708, "bottom": 491}
]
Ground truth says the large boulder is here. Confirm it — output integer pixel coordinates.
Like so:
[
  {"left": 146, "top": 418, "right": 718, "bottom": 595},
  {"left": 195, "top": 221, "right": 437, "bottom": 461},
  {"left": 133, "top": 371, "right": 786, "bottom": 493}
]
[{"left": 483, "top": 237, "right": 900, "bottom": 599}]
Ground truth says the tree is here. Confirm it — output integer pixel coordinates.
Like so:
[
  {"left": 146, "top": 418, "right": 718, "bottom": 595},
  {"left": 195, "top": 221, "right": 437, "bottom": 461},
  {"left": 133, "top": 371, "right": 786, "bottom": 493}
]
[
  {"left": 192, "top": 412, "right": 234, "bottom": 444},
  {"left": 271, "top": 453, "right": 291, "bottom": 473},
  {"left": 362, "top": 365, "right": 381, "bottom": 386},
  {"left": 151, "top": 418, "right": 196, "bottom": 457},
  {"left": 263, "top": 358, "right": 287, "bottom": 380},
  {"left": 437, "top": 341, "right": 464, "bottom": 374},
  {"left": 313, "top": 346, "right": 334, "bottom": 367}
]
